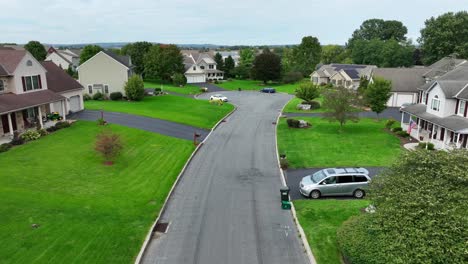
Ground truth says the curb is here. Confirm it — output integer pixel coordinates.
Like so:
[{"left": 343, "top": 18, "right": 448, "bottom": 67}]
[
  {"left": 134, "top": 105, "right": 238, "bottom": 264},
  {"left": 274, "top": 98, "right": 317, "bottom": 264}
]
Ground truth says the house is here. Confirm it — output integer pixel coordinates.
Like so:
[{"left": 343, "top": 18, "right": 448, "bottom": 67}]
[
  {"left": 218, "top": 51, "right": 240, "bottom": 66},
  {"left": 77, "top": 50, "right": 133, "bottom": 96},
  {"left": 371, "top": 67, "right": 429, "bottom": 107},
  {"left": 0, "top": 49, "right": 84, "bottom": 140},
  {"left": 400, "top": 63, "right": 468, "bottom": 150},
  {"left": 183, "top": 52, "right": 224, "bottom": 83},
  {"left": 422, "top": 56, "right": 467, "bottom": 81},
  {"left": 310, "top": 64, "right": 376, "bottom": 89},
  {"left": 45, "top": 47, "right": 81, "bottom": 71}
]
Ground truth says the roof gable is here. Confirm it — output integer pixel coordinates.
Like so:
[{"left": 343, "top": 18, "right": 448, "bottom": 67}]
[{"left": 0, "top": 49, "right": 27, "bottom": 74}]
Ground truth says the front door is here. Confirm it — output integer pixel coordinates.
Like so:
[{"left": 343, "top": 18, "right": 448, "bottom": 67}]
[{"left": 1, "top": 113, "right": 17, "bottom": 134}]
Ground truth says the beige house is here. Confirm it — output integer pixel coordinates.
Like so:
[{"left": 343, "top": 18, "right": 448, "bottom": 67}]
[
  {"left": 311, "top": 64, "right": 376, "bottom": 89},
  {"left": 78, "top": 50, "right": 133, "bottom": 96},
  {"left": 183, "top": 52, "right": 224, "bottom": 83},
  {"left": 0, "top": 49, "right": 84, "bottom": 141}
]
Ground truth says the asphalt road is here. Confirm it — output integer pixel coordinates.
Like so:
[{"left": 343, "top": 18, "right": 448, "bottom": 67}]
[
  {"left": 192, "top": 82, "right": 227, "bottom": 92},
  {"left": 141, "top": 91, "right": 309, "bottom": 264},
  {"left": 285, "top": 167, "right": 386, "bottom": 200},
  {"left": 285, "top": 107, "right": 402, "bottom": 121},
  {"left": 69, "top": 110, "right": 210, "bottom": 141}
]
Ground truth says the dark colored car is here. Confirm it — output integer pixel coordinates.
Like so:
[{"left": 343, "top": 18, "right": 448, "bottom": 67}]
[{"left": 260, "top": 87, "right": 276, "bottom": 93}]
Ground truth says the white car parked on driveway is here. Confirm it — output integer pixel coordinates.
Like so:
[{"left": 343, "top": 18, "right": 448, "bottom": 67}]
[{"left": 210, "top": 94, "right": 228, "bottom": 102}]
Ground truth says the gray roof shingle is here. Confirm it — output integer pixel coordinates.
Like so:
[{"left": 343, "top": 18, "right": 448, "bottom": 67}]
[
  {"left": 0, "top": 90, "right": 65, "bottom": 114},
  {"left": 41, "top": 61, "right": 83, "bottom": 93},
  {"left": 373, "top": 68, "right": 429, "bottom": 92}
]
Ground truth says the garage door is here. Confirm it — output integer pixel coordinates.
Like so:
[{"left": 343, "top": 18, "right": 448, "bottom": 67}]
[
  {"left": 187, "top": 75, "right": 205, "bottom": 83},
  {"left": 395, "top": 94, "right": 414, "bottom": 107},
  {"left": 69, "top": 95, "right": 81, "bottom": 112}
]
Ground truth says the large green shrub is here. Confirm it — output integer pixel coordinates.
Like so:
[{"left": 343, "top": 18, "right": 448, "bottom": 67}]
[
  {"left": 109, "top": 92, "right": 123, "bottom": 101},
  {"left": 295, "top": 82, "right": 320, "bottom": 104},
  {"left": 418, "top": 142, "right": 435, "bottom": 150},
  {"left": 124, "top": 75, "right": 145, "bottom": 101},
  {"left": 83, "top": 94, "right": 92, "bottom": 101},
  {"left": 92, "top": 92, "right": 104, "bottom": 101},
  {"left": 385, "top": 119, "right": 396, "bottom": 129},
  {"left": 391, "top": 127, "right": 402, "bottom": 132},
  {"left": 337, "top": 150, "right": 468, "bottom": 264},
  {"left": 172, "top": 73, "right": 187, "bottom": 86},
  {"left": 0, "top": 143, "right": 12, "bottom": 153},
  {"left": 20, "top": 130, "right": 41, "bottom": 141}
]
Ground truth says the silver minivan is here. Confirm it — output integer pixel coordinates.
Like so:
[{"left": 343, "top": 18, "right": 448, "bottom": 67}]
[{"left": 299, "top": 168, "right": 371, "bottom": 199}]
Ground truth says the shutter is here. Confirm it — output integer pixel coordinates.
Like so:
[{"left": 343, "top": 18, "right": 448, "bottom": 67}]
[
  {"left": 465, "top": 102, "right": 468, "bottom": 117},
  {"left": 425, "top": 94, "right": 428, "bottom": 105},
  {"left": 38, "top": 75, "right": 42, "bottom": 89},
  {"left": 21, "top": 77, "right": 26, "bottom": 92},
  {"left": 455, "top": 99, "right": 459, "bottom": 114}
]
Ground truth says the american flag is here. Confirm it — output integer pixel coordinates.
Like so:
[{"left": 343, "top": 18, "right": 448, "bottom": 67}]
[{"left": 407, "top": 119, "right": 417, "bottom": 134}]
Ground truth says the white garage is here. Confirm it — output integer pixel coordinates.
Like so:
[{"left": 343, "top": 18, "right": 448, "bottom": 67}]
[
  {"left": 69, "top": 95, "right": 81, "bottom": 112},
  {"left": 186, "top": 74, "right": 206, "bottom": 84},
  {"left": 387, "top": 93, "right": 417, "bottom": 107}
]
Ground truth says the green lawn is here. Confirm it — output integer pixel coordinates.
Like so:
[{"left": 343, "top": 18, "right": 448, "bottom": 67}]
[
  {"left": 283, "top": 96, "right": 326, "bottom": 113},
  {"left": 294, "top": 200, "right": 371, "bottom": 264},
  {"left": 0, "top": 121, "right": 195, "bottom": 263},
  {"left": 85, "top": 95, "right": 234, "bottom": 129},
  {"left": 217, "top": 79, "right": 309, "bottom": 94},
  {"left": 144, "top": 80, "right": 201, "bottom": 95},
  {"left": 277, "top": 118, "right": 401, "bottom": 168}
]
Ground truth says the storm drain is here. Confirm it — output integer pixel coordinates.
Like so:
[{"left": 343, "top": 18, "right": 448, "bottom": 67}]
[{"left": 154, "top": 222, "right": 170, "bottom": 233}]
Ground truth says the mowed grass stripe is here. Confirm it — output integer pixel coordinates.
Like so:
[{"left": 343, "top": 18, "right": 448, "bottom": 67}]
[{"left": 0, "top": 121, "right": 195, "bottom": 263}]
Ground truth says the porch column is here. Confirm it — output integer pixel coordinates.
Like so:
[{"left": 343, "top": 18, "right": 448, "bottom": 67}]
[
  {"left": 7, "top": 113, "right": 13, "bottom": 136},
  {"left": 430, "top": 124, "right": 435, "bottom": 144},
  {"left": 38, "top": 107, "right": 43, "bottom": 129},
  {"left": 457, "top": 133, "right": 461, "bottom": 149},
  {"left": 401, "top": 112, "right": 404, "bottom": 124},
  {"left": 416, "top": 118, "right": 421, "bottom": 140},
  {"left": 61, "top": 100, "right": 66, "bottom": 121}
]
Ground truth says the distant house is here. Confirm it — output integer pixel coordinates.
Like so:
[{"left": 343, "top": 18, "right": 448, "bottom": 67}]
[
  {"left": 45, "top": 47, "right": 81, "bottom": 71},
  {"left": 371, "top": 67, "right": 429, "bottom": 107},
  {"left": 183, "top": 52, "right": 224, "bottom": 83},
  {"left": 77, "top": 50, "right": 133, "bottom": 96},
  {"left": 0, "top": 49, "right": 83, "bottom": 140},
  {"left": 310, "top": 64, "right": 376, "bottom": 89},
  {"left": 218, "top": 51, "right": 240, "bottom": 66},
  {"left": 401, "top": 63, "right": 468, "bottom": 150}
]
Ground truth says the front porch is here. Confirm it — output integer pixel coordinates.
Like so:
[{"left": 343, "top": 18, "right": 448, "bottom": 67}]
[{"left": 401, "top": 111, "right": 468, "bottom": 150}]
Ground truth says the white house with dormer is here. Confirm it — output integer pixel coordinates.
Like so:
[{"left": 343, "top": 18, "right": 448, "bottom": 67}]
[
  {"left": 183, "top": 52, "right": 224, "bottom": 83},
  {"left": 401, "top": 64, "right": 468, "bottom": 150}
]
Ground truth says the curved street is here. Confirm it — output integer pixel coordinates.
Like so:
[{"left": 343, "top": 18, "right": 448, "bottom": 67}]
[{"left": 141, "top": 91, "right": 309, "bottom": 264}]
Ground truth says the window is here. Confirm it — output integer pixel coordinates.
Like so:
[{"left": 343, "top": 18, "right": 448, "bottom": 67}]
[
  {"left": 354, "top": 175, "right": 368, "bottom": 182},
  {"left": 312, "top": 77, "right": 318, "bottom": 83},
  {"left": 458, "top": 100, "right": 466, "bottom": 116},
  {"left": 346, "top": 80, "right": 351, "bottom": 87},
  {"left": 104, "top": 85, "right": 109, "bottom": 94},
  {"left": 431, "top": 95, "right": 440, "bottom": 111},
  {"left": 26, "top": 60, "right": 33, "bottom": 66},
  {"left": 0, "top": 80, "right": 4, "bottom": 92},
  {"left": 22, "top": 75, "right": 41, "bottom": 92},
  {"left": 88, "top": 85, "right": 93, "bottom": 94},
  {"left": 422, "top": 92, "right": 427, "bottom": 104},
  {"left": 337, "top": 175, "right": 353, "bottom": 184},
  {"left": 93, "top": 84, "right": 103, "bottom": 93},
  {"left": 193, "top": 66, "right": 196, "bottom": 70},
  {"left": 209, "top": 65, "right": 214, "bottom": 69},
  {"left": 200, "top": 66, "right": 205, "bottom": 70},
  {"left": 337, "top": 80, "right": 343, "bottom": 86},
  {"left": 324, "top": 176, "right": 336, "bottom": 184}
]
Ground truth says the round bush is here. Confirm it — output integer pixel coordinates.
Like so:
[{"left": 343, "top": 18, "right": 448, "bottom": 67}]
[
  {"left": 92, "top": 92, "right": 104, "bottom": 101},
  {"left": 20, "top": 130, "right": 41, "bottom": 141},
  {"left": 0, "top": 143, "right": 12, "bottom": 153},
  {"left": 396, "top": 131, "right": 410, "bottom": 138},
  {"left": 83, "top": 94, "right": 92, "bottom": 101},
  {"left": 392, "top": 127, "right": 403, "bottom": 132},
  {"left": 385, "top": 119, "right": 396, "bottom": 129},
  {"left": 172, "top": 73, "right": 187, "bottom": 86},
  {"left": 109, "top": 92, "right": 123, "bottom": 101}
]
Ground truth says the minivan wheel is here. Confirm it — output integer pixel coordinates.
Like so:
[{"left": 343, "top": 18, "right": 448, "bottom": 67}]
[
  {"left": 310, "top": 190, "right": 321, "bottom": 199},
  {"left": 353, "top": 189, "right": 365, "bottom": 199}
]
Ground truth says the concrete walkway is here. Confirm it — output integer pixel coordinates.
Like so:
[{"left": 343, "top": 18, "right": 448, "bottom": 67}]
[
  {"left": 141, "top": 91, "right": 308, "bottom": 264},
  {"left": 69, "top": 110, "right": 210, "bottom": 141},
  {"left": 285, "top": 107, "right": 402, "bottom": 121}
]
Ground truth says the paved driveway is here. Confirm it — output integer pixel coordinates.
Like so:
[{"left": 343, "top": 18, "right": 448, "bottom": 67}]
[
  {"left": 69, "top": 110, "right": 210, "bottom": 141},
  {"left": 285, "top": 107, "right": 402, "bottom": 121},
  {"left": 285, "top": 167, "right": 386, "bottom": 200},
  {"left": 141, "top": 91, "right": 308, "bottom": 264}
]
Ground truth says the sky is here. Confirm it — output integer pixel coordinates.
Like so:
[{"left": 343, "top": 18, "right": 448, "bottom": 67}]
[{"left": 1, "top": 0, "right": 467, "bottom": 45}]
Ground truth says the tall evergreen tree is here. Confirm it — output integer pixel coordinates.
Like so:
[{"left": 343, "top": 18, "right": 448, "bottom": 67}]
[{"left": 214, "top": 52, "right": 225, "bottom": 71}]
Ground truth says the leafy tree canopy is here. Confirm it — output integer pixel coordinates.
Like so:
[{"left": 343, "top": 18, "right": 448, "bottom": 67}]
[
  {"left": 291, "top": 36, "right": 322, "bottom": 76},
  {"left": 224, "top": 55, "right": 235, "bottom": 78},
  {"left": 364, "top": 77, "right": 392, "bottom": 118},
  {"left": 121, "top": 41, "right": 153, "bottom": 75},
  {"left": 214, "top": 52, "right": 224, "bottom": 71},
  {"left": 24, "top": 41, "right": 47, "bottom": 61},
  {"left": 348, "top": 19, "right": 408, "bottom": 47},
  {"left": 124, "top": 75, "right": 145, "bottom": 101},
  {"left": 419, "top": 11, "right": 468, "bottom": 65},
  {"left": 321, "top": 45, "right": 347, "bottom": 64},
  {"left": 251, "top": 52, "right": 282, "bottom": 83},
  {"left": 239, "top": 48, "right": 256, "bottom": 68},
  {"left": 322, "top": 86, "right": 360, "bottom": 131},
  {"left": 352, "top": 39, "right": 414, "bottom": 67},
  {"left": 80, "top": 45, "right": 103, "bottom": 64},
  {"left": 338, "top": 150, "right": 468, "bottom": 264},
  {"left": 144, "top": 44, "right": 184, "bottom": 81}
]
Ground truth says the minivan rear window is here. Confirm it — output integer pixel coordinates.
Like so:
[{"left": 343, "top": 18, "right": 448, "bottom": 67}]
[{"left": 354, "top": 175, "right": 368, "bottom": 182}]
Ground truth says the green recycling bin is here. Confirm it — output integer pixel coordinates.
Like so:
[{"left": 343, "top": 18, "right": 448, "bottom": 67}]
[{"left": 280, "top": 186, "right": 291, "bottom": 210}]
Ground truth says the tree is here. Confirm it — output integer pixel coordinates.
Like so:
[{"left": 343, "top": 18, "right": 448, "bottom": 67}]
[
  {"left": 419, "top": 11, "right": 468, "bottom": 64},
  {"left": 251, "top": 52, "right": 282, "bottom": 83},
  {"left": 351, "top": 39, "right": 414, "bottom": 67},
  {"left": 172, "top": 73, "right": 187, "bottom": 86},
  {"left": 224, "top": 56, "right": 235, "bottom": 78},
  {"left": 281, "top": 47, "right": 295, "bottom": 73},
  {"left": 95, "top": 130, "right": 123, "bottom": 164},
  {"left": 364, "top": 77, "right": 392, "bottom": 119},
  {"left": 322, "top": 86, "right": 360, "bottom": 131},
  {"left": 321, "top": 45, "right": 346, "bottom": 64},
  {"left": 239, "top": 48, "right": 255, "bottom": 68},
  {"left": 348, "top": 19, "right": 407, "bottom": 47},
  {"left": 357, "top": 76, "right": 369, "bottom": 95},
  {"left": 338, "top": 150, "right": 468, "bottom": 264},
  {"left": 214, "top": 52, "right": 224, "bottom": 71},
  {"left": 121, "top": 41, "right": 153, "bottom": 75},
  {"left": 231, "top": 65, "right": 250, "bottom": 79},
  {"left": 295, "top": 83, "right": 320, "bottom": 104},
  {"left": 291, "top": 36, "right": 322, "bottom": 76},
  {"left": 144, "top": 44, "right": 184, "bottom": 81},
  {"left": 124, "top": 75, "right": 145, "bottom": 101},
  {"left": 80, "top": 45, "right": 103, "bottom": 64},
  {"left": 24, "top": 41, "right": 47, "bottom": 61}
]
